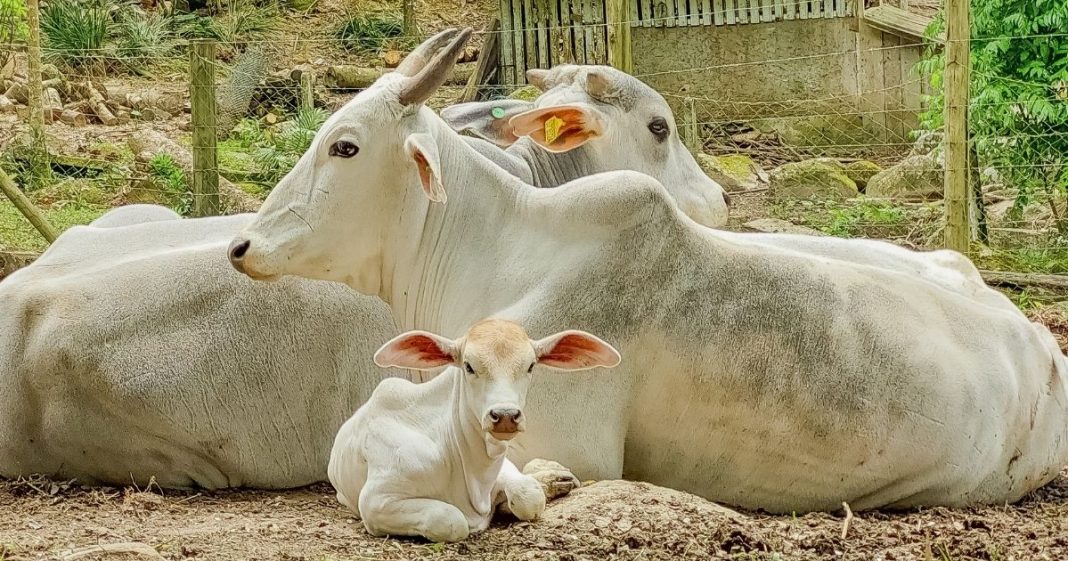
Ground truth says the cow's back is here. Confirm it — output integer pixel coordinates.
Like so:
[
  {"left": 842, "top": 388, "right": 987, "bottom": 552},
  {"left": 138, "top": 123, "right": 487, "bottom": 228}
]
[{"left": 0, "top": 217, "right": 397, "bottom": 488}]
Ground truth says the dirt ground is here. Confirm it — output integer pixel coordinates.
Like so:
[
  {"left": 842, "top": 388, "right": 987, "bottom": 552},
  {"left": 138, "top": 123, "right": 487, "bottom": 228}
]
[{"left": 2, "top": 471, "right": 1067, "bottom": 561}]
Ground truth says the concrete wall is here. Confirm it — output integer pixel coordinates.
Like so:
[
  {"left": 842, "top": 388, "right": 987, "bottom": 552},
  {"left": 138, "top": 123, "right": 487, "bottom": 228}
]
[{"left": 632, "top": 18, "right": 926, "bottom": 149}]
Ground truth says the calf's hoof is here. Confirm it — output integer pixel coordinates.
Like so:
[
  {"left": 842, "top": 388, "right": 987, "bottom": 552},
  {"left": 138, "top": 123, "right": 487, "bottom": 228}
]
[
  {"left": 522, "top": 458, "right": 582, "bottom": 500},
  {"left": 504, "top": 476, "right": 547, "bottom": 521}
]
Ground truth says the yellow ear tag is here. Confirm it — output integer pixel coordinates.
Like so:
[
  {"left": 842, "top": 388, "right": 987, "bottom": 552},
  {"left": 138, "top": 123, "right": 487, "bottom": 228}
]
[{"left": 543, "top": 116, "right": 565, "bottom": 145}]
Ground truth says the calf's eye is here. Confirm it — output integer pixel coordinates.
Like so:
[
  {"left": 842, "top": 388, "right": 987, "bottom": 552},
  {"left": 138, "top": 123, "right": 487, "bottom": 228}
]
[
  {"left": 465, "top": 362, "right": 475, "bottom": 374},
  {"left": 330, "top": 140, "right": 359, "bottom": 158},
  {"left": 648, "top": 118, "right": 670, "bottom": 142}
]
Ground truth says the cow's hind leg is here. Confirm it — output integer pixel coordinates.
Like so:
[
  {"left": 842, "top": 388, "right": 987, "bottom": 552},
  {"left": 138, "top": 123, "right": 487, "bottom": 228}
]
[{"left": 358, "top": 484, "right": 469, "bottom": 543}]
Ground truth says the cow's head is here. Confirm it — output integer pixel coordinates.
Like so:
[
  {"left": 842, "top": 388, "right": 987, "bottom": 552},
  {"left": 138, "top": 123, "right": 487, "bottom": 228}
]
[
  {"left": 228, "top": 28, "right": 474, "bottom": 290},
  {"left": 373, "top": 319, "right": 620, "bottom": 441},
  {"left": 441, "top": 65, "right": 730, "bottom": 228}
]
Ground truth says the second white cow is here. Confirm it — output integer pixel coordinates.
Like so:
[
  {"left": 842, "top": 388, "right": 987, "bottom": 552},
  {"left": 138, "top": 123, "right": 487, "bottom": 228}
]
[{"left": 329, "top": 319, "right": 620, "bottom": 542}]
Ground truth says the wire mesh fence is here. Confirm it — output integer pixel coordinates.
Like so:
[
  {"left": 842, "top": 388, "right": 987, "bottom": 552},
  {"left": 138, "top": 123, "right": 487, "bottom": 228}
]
[{"left": 0, "top": 1, "right": 1065, "bottom": 280}]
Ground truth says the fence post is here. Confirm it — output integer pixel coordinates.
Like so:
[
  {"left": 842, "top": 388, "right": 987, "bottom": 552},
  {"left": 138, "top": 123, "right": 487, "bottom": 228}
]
[
  {"left": 299, "top": 72, "right": 315, "bottom": 112},
  {"left": 681, "top": 97, "right": 699, "bottom": 153},
  {"left": 24, "top": 0, "right": 51, "bottom": 188},
  {"left": 189, "top": 39, "right": 221, "bottom": 217},
  {"left": 606, "top": 0, "right": 633, "bottom": 73},
  {"left": 943, "top": 0, "right": 971, "bottom": 253}
]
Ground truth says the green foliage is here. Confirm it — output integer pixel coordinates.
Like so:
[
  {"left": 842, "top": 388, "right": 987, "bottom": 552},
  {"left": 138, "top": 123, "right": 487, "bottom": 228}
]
[
  {"left": 0, "top": 0, "right": 28, "bottom": 70},
  {"left": 39, "top": 0, "right": 112, "bottom": 69},
  {"left": 230, "top": 107, "right": 328, "bottom": 185},
  {"left": 147, "top": 153, "right": 192, "bottom": 215},
  {"left": 115, "top": 9, "right": 174, "bottom": 67},
  {"left": 917, "top": 0, "right": 1068, "bottom": 218},
  {"left": 205, "top": 0, "right": 278, "bottom": 44},
  {"left": 335, "top": 12, "right": 408, "bottom": 54}
]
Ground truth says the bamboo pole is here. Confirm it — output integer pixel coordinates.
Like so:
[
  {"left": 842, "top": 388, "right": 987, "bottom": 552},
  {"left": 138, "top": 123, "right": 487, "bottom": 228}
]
[
  {"left": 0, "top": 166, "right": 58, "bottom": 243},
  {"left": 943, "top": 0, "right": 971, "bottom": 253},
  {"left": 606, "top": 0, "right": 633, "bottom": 73}
]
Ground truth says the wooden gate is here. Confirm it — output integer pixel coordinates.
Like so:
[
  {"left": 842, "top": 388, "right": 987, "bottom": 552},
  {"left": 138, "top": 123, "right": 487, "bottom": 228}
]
[
  {"left": 499, "top": 0, "right": 611, "bottom": 87},
  {"left": 631, "top": 0, "right": 851, "bottom": 27}
]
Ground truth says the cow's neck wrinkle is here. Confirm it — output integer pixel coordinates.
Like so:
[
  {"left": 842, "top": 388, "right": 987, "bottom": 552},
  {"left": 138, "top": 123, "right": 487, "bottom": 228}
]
[
  {"left": 385, "top": 120, "right": 684, "bottom": 336},
  {"left": 509, "top": 138, "right": 598, "bottom": 188},
  {"left": 445, "top": 369, "right": 506, "bottom": 518}
]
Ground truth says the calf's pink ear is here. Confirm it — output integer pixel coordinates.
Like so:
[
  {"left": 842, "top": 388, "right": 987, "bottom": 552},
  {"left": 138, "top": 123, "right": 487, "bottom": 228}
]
[
  {"left": 534, "top": 330, "right": 621, "bottom": 371},
  {"left": 374, "top": 331, "right": 457, "bottom": 370}
]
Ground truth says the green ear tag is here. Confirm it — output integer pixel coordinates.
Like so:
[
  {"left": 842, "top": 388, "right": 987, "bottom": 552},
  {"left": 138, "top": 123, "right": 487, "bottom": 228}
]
[{"left": 491, "top": 107, "right": 506, "bottom": 119}]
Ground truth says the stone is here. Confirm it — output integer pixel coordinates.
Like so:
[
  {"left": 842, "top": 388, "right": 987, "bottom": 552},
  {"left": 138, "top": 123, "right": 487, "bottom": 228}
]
[
  {"left": 768, "top": 159, "right": 859, "bottom": 201},
  {"left": 696, "top": 153, "right": 762, "bottom": 191},
  {"left": 866, "top": 154, "right": 943, "bottom": 200},
  {"left": 843, "top": 160, "right": 882, "bottom": 190},
  {"left": 743, "top": 218, "right": 826, "bottom": 236}
]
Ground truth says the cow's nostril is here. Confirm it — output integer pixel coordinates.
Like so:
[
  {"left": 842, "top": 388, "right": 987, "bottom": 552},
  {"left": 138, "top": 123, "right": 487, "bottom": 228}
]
[
  {"left": 229, "top": 239, "right": 251, "bottom": 260},
  {"left": 489, "top": 411, "right": 500, "bottom": 422}
]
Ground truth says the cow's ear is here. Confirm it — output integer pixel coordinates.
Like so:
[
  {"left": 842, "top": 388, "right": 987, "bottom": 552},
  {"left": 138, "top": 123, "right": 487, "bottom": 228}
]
[
  {"left": 441, "top": 100, "right": 535, "bottom": 147},
  {"left": 534, "top": 330, "right": 621, "bottom": 371},
  {"left": 374, "top": 330, "right": 458, "bottom": 370},
  {"left": 508, "top": 103, "right": 607, "bottom": 153},
  {"left": 404, "top": 133, "right": 447, "bottom": 203}
]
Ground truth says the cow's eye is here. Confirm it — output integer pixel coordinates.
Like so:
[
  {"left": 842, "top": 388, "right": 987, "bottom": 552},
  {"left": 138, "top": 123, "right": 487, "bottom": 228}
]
[
  {"left": 648, "top": 118, "right": 669, "bottom": 142},
  {"left": 464, "top": 362, "right": 475, "bottom": 374},
  {"left": 330, "top": 140, "right": 359, "bottom": 158},
  {"left": 527, "top": 363, "right": 535, "bottom": 373}
]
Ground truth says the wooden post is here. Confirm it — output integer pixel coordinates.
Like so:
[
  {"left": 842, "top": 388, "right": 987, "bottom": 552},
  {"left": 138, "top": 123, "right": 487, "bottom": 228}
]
[
  {"left": 462, "top": 19, "right": 501, "bottom": 103},
  {"left": 0, "top": 167, "right": 58, "bottom": 243},
  {"left": 402, "top": 0, "right": 417, "bottom": 39},
  {"left": 299, "top": 71, "right": 315, "bottom": 112},
  {"left": 606, "top": 0, "right": 633, "bottom": 73},
  {"left": 943, "top": 0, "right": 970, "bottom": 253},
  {"left": 681, "top": 97, "right": 699, "bottom": 153},
  {"left": 189, "top": 40, "right": 221, "bottom": 217},
  {"left": 24, "top": 0, "right": 51, "bottom": 187}
]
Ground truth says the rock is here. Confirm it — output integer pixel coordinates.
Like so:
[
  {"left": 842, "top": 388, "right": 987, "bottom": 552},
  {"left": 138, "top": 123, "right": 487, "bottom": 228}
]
[
  {"left": 909, "top": 130, "right": 943, "bottom": 157},
  {"left": 41, "top": 63, "right": 63, "bottom": 82},
  {"left": 866, "top": 154, "right": 943, "bottom": 200},
  {"left": 508, "top": 85, "right": 541, "bottom": 101},
  {"left": 0, "top": 95, "right": 13, "bottom": 113},
  {"left": 696, "top": 153, "right": 762, "bottom": 191},
  {"left": 743, "top": 218, "right": 826, "bottom": 237},
  {"left": 843, "top": 160, "right": 881, "bottom": 190},
  {"left": 768, "top": 159, "right": 859, "bottom": 201}
]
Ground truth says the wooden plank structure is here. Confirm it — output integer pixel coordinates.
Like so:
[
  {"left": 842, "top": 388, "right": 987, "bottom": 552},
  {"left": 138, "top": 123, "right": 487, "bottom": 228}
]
[
  {"left": 499, "top": 0, "right": 611, "bottom": 86},
  {"left": 629, "top": 0, "right": 852, "bottom": 26}
]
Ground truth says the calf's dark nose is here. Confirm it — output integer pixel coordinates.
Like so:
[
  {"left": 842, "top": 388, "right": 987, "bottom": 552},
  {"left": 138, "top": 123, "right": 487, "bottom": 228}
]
[
  {"left": 490, "top": 408, "right": 522, "bottom": 433},
  {"left": 228, "top": 238, "right": 251, "bottom": 273}
]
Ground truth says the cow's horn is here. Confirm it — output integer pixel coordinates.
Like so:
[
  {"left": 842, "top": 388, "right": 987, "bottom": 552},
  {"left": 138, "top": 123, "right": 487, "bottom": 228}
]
[
  {"left": 398, "top": 27, "right": 472, "bottom": 106},
  {"left": 396, "top": 28, "right": 460, "bottom": 77}
]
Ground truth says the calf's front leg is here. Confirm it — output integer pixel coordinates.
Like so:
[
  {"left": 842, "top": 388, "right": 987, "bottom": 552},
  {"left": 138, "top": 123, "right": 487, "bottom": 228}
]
[
  {"left": 358, "top": 484, "right": 469, "bottom": 543},
  {"left": 494, "top": 458, "right": 546, "bottom": 520}
]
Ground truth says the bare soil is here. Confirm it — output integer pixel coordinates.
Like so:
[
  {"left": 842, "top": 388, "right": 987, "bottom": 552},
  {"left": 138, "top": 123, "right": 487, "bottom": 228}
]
[{"left": 2, "top": 472, "right": 1067, "bottom": 561}]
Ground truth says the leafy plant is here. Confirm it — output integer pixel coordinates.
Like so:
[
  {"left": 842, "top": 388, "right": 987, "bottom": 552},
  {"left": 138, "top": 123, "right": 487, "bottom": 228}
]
[
  {"left": 0, "top": 0, "right": 28, "bottom": 70},
  {"left": 115, "top": 9, "right": 173, "bottom": 68},
  {"left": 205, "top": 0, "right": 278, "bottom": 45},
  {"left": 251, "top": 107, "right": 328, "bottom": 183},
  {"left": 39, "top": 0, "right": 112, "bottom": 69},
  {"left": 147, "top": 153, "right": 192, "bottom": 215},
  {"left": 335, "top": 12, "right": 408, "bottom": 54},
  {"left": 916, "top": 0, "right": 1068, "bottom": 231}
]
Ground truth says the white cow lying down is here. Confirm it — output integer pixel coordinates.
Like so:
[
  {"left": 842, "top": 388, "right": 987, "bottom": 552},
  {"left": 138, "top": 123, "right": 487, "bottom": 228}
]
[
  {"left": 230, "top": 28, "right": 1068, "bottom": 513},
  {"left": 329, "top": 319, "right": 621, "bottom": 542}
]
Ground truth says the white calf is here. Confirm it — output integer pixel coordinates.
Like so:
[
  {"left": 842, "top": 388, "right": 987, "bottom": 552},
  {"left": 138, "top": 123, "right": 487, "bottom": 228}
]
[{"left": 328, "top": 319, "right": 620, "bottom": 542}]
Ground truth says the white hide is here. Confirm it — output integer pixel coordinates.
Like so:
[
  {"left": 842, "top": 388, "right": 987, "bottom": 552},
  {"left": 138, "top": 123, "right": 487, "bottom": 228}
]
[{"left": 231, "top": 62, "right": 1068, "bottom": 513}]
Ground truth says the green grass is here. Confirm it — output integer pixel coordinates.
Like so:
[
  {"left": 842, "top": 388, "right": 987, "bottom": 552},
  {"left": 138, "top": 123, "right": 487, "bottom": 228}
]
[
  {"left": 39, "top": 0, "right": 111, "bottom": 69},
  {"left": 335, "top": 12, "right": 408, "bottom": 54},
  {"left": 0, "top": 199, "right": 107, "bottom": 252},
  {"left": 771, "top": 197, "right": 941, "bottom": 246}
]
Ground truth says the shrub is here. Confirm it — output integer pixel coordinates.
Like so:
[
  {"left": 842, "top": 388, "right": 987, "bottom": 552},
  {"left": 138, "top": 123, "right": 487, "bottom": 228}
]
[
  {"left": 115, "top": 9, "right": 173, "bottom": 68},
  {"left": 206, "top": 0, "right": 278, "bottom": 45},
  {"left": 917, "top": 0, "right": 1068, "bottom": 230},
  {"left": 335, "top": 12, "right": 407, "bottom": 54},
  {"left": 39, "top": 0, "right": 112, "bottom": 69},
  {"left": 147, "top": 153, "right": 192, "bottom": 215},
  {"left": 233, "top": 107, "right": 328, "bottom": 185},
  {"left": 0, "top": 0, "right": 28, "bottom": 70}
]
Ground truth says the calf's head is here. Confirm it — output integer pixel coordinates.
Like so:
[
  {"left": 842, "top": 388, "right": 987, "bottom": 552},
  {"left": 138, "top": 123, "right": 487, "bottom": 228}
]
[
  {"left": 372, "top": 319, "right": 621, "bottom": 441},
  {"left": 441, "top": 64, "right": 730, "bottom": 228}
]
